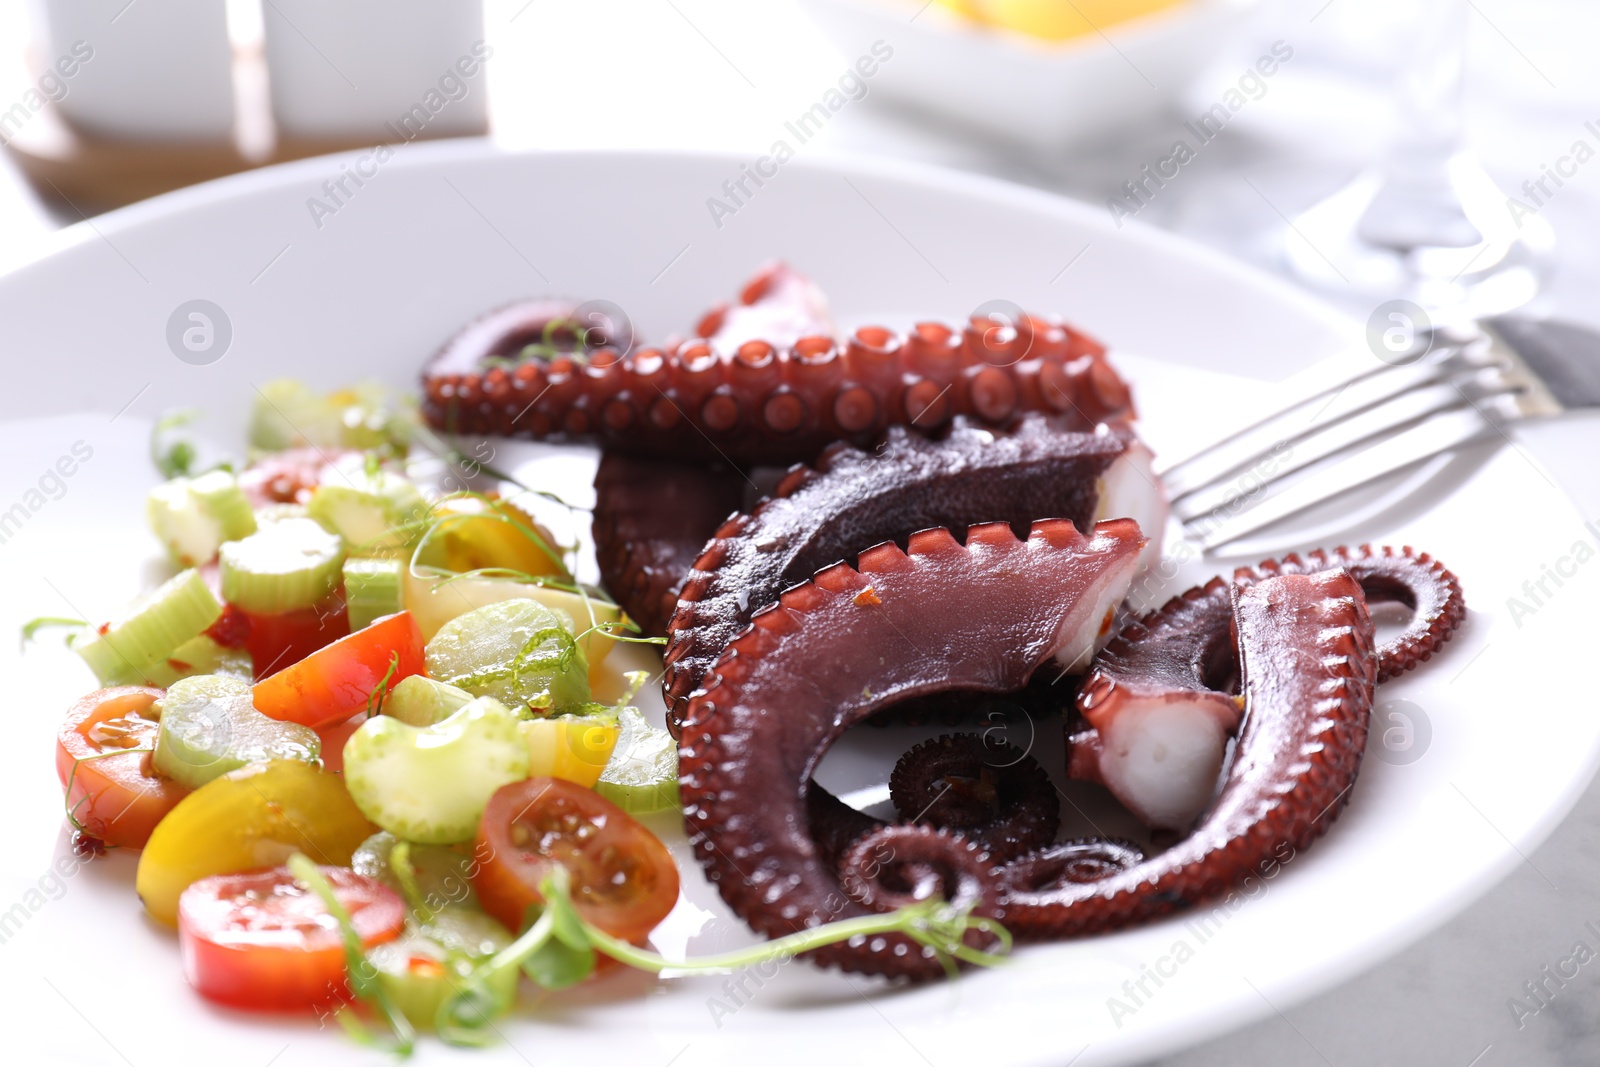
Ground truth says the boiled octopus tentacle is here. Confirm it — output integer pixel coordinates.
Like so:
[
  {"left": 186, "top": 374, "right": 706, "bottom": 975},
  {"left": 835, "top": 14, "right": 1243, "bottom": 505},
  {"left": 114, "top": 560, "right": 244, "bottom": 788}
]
[
  {"left": 1070, "top": 544, "right": 1464, "bottom": 829},
  {"left": 999, "top": 568, "right": 1377, "bottom": 939},
  {"left": 888, "top": 734, "right": 1059, "bottom": 862},
  {"left": 678, "top": 517, "right": 1147, "bottom": 979},
  {"left": 592, "top": 452, "right": 747, "bottom": 637},
  {"left": 420, "top": 304, "right": 1133, "bottom": 466},
  {"left": 662, "top": 414, "right": 1163, "bottom": 733}
]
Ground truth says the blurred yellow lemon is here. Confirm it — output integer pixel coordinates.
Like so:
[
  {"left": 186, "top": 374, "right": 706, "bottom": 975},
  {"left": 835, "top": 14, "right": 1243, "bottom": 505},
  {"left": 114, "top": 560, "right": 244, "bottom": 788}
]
[{"left": 962, "top": 0, "right": 1189, "bottom": 41}]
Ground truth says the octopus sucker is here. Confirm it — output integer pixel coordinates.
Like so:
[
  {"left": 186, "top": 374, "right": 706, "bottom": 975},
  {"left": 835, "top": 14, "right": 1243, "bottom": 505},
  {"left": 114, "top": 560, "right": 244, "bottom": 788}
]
[
  {"left": 662, "top": 414, "right": 1163, "bottom": 734},
  {"left": 999, "top": 569, "right": 1377, "bottom": 940},
  {"left": 1074, "top": 544, "right": 1464, "bottom": 830},
  {"left": 677, "top": 518, "right": 1147, "bottom": 978}
]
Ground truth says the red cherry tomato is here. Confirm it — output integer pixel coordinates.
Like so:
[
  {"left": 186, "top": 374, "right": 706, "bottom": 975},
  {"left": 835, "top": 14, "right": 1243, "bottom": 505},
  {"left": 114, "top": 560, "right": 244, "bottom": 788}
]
[
  {"left": 56, "top": 687, "right": 188, "bottom": 849},
  {"left": 253, "top": 611, "right": 424, "bottom": 729},
  {"left": 242, "top": 590, "right": 352, "bottom": 683},
  {"left": 472, "top": 778, "right": 679, "bottom": 942},
  {"left": 179, "top": 865, "right": 403, "bottom": 1011}
]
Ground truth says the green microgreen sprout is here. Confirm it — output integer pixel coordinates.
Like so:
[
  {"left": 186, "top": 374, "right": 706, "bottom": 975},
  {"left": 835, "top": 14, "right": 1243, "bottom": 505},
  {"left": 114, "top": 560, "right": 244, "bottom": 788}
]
[
  {"left": 434, "top": 867, "right": 1012, "bottom": 1051},
  {"left": 291, "top": 833, "right": 1011, "bottom": 1059},
  {"left": 20, "top": 616, "right": 87, "bottom": 649},
  {"left": 388, "top": 840, "right": 434, "bottom": 925},
  {"left": 365, "top": 651, "right": 402, "bottom": 719},
  {"left": 410, "top": 425, "right": 585, "bottom": 518}
]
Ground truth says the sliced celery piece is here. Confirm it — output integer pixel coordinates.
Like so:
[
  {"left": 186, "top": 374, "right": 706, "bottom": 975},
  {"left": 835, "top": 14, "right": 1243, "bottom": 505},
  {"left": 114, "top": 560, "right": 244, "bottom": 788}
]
[
  {"left": 344, "top": 557, "right": 403, "bottom": 630},
  {"left": 248, "top": 379, "right": 343, "bottom": 452},
  {"left": 307, "top": 462, "right": 426, "bottom": 557},
  {"left": 342, "top": 696, "right": 530, "bottom": 844},
  {"left": 71, "top": 568, "right": 223, "bottom": 685},
  {"left": 139, "top": 634, "right": 254, "bottom": 688},
  {"left": 152, "top": 675, "right": 320, "bottom": 788},
  {"left": 425, "top": 598, "right": 588, "bottom": 710},
  {"left": 384, "top": 675, "right": 474, "bottom": 728},
  {"left": 219, "top": 517, "right": 345, "bottom": 614},
  {"left": 146, "top": 469, "right": 257, "bottom": 568},
  {"left": 596, "top": 706, "right": 679, "bottom": 814},
  {"left": 424, "top": 598, "right": 590, "bottom": 715},
  {"left": 253, "top": 503, "right": 308, "bottom": 528}
]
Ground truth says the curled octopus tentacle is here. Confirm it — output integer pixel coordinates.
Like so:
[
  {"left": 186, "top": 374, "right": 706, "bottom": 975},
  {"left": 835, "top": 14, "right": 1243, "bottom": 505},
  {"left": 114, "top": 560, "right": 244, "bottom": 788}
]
[
  {"left": 837, "top": 825, "right": 1000, "bottom": 917},
  {"left": 999, "top": 569, "right": 1378, "bottom": 939},
  {"left": 1243, "top": 545, "right": 1464, "bottom": 682},
  {"left": 662, "top": 413, "right": 1160, "bottom": 733},
  {"left": 1070, "top": 544, "right": 1464, "bottom": 828},
  {"left": 592, "top": 453, "right": 747, "bottom": 637},
  {"left": 678, "top": 517, "right": 1148, "bottom": 979},
  {"left": 420, "top": 303, "right": 1132, "bottom": 466},
  {"left": 888, "top": 735, "right": 1059, "bottom": 861}
]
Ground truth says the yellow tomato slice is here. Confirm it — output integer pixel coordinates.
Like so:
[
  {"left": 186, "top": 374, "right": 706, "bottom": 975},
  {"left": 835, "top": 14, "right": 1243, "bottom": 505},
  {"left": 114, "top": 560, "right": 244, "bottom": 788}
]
[
  {"left": 136, "top": 760, "right": 375, "bottom": 926},
  {"left": 415, "top": 495, "right": 567, "bottom": 579},
  {"left": 520, "top": 716, "right": 620, "bottom": 789}
]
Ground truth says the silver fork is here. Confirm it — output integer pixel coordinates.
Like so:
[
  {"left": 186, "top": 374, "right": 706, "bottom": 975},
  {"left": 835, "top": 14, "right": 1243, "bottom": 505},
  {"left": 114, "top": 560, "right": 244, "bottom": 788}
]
[{"left": 1157, "top": 317, "right": 1599, "bottom": 552}]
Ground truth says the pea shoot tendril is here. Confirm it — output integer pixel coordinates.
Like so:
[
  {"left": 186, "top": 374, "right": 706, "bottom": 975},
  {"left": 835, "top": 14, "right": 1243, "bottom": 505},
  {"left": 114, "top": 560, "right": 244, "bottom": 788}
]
[{"left": 286, "top": 854, "right": 1011, "bottom": 1056}]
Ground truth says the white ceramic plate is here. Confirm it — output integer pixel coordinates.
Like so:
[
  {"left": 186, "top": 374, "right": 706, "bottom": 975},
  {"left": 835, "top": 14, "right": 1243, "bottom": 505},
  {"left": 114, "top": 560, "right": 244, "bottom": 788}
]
[
  {"left": 0, "top": 145, "right": 1594, "bottom": 1067},
  {"left": 798, "top": 0, "right": 1261, "bottom": 152}
]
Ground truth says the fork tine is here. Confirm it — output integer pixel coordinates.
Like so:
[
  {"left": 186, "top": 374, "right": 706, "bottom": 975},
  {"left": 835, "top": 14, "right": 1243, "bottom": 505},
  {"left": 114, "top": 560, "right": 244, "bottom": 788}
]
[
  {"left": 1170, "top": 374, "right": 1517, "bottom": 523},
  {"left": 1159, "top": 340, "right": 1472, "bottom": 500},
  {"left": 1187, "top": 407, "right": 1497, "bottom": 552}
]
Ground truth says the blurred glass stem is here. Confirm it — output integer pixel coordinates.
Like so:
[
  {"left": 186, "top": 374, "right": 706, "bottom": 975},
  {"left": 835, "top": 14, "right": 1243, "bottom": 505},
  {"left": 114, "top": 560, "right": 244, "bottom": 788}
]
[{"left": 1286, "top": 0, "right": 1549, "bottom": 320}]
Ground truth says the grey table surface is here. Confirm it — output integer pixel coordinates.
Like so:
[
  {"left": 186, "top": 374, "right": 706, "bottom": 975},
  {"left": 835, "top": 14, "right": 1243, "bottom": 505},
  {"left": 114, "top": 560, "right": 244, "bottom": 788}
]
[{"left": 2, "top": 1, "right": 1598, "bottom": 1063}]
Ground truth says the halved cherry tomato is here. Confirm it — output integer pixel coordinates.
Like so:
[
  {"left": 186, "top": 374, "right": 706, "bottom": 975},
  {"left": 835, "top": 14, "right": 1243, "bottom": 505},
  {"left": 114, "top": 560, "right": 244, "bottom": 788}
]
[
  {"left": 253, "top": 611, "right": 424, "bottom": 729},
  {"left": 138, "top": 760, "right": 376, "bottom": 926},
  {"left": 242, "top": 590, "right": 352, "bottom": 682},
  {"left": 472, "top": 777, "right": 679, "bottom": 942},
  {"left": 55, "top": 687, "right": 188, "bottom": 849},
  {"left": 179, "top": 865, "right": 403, "bottom": 1010}
]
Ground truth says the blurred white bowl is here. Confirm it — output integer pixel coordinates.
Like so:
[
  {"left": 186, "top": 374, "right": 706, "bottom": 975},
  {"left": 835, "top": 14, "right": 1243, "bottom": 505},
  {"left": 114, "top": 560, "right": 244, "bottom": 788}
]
[
  {"left": 28, "top": 0, "right": 234, "bottom": 141},
  {"left": 799, "top": 0, "right": 1262, "bottom": 152},
  {"left": 263, "top": 0, "right": 489, "bottom": 142}
]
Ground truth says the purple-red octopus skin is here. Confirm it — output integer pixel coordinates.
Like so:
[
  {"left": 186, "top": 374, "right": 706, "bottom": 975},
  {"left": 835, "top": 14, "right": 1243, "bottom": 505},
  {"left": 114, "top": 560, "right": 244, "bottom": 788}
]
[{"left": 677, "top": 517, "right": 1147, "bottom": 979}]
